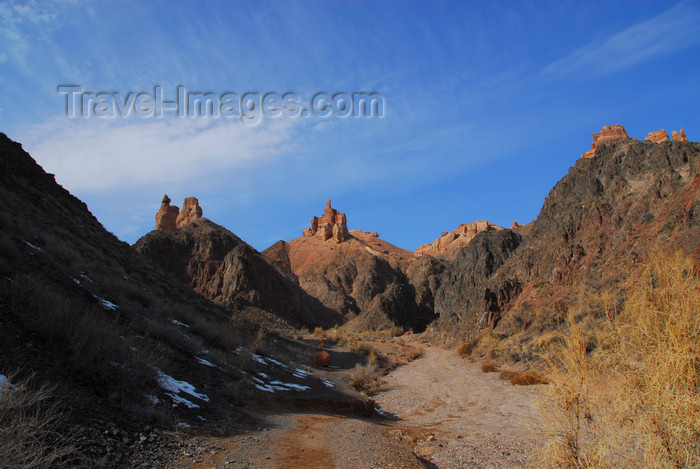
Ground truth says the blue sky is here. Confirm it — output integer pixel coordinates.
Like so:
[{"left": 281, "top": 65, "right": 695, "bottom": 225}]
[{"left": 1, "top": 0, "right": 699, "bottom": 251}]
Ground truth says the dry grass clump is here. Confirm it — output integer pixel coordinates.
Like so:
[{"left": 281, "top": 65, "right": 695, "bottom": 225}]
[
  {"left": 537, "top": 251, "right": 700, "bottom": 468},
  {"left": 456, "top": 337, "right": 480, "bottom": 358},
  {"left": 497, "top": 365, "right": 520, "bottom": 381},
  {"left": 0, "top": 372, "right": 76, "bottom": 468},
  {"left": 510, "top": 370, "right": 548, "bottom": 385},
  {"left": 349, "top": 363, "right": 384, "bottom": 395},
  {"left": 480, "top": 360, "right": 498, "bottom": 373}
]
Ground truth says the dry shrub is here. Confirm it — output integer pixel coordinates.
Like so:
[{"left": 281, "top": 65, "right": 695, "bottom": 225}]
[
  {"left": 349, "top": 363, "right": 384, "bottom": 395},
  {"left": 537, "top": 251, "right": 700, "bottom": 468},
  {"left": 313, "top": 326, "right": 324, "bottom": 337},
  {"left": 0, "top": 372, "right": 76, "bottom": 468},
  {"left": 480, "top": 360, "right": 498, "bottom": 373},
  {"left": 367, "top": 349, "right": 378, "bottom": 365},
  {"left": 498, "top": 366, "right": 521, "bottom": 381},
  {"left": 510, "top": 370, "right": 548, "bottom": 385},
  {"left": 456, "top": 337, "right": 479, "bottom": 358}
]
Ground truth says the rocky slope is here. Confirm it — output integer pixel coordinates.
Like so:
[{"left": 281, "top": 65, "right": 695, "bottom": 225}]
[
  {"left": 425, "top": 126, "right": 699, "bottom": 340},
  {"left": 263, "top": 201, "right": 433, "bottom": 331},
  {"left": 135, "top": 212, "right": 342, "bottom": 329},
  {"left": 0, "top": 133, "right": 360, "bottom": 466}
]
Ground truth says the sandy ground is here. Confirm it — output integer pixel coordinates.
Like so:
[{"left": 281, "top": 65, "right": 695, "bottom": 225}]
[
  {"left": 177, "top": 343, "right": 545, "bottom": 468},
  {"left": 374, "top": 344, "right": 544, "bottom": 467}
]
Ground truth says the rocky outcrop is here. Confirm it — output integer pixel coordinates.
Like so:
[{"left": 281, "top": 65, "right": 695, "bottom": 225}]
[
  {"left": 176, "top": 197, "right": 203, "bottom": 227},
  {"left": 646, "top": 129, "right": 670, "bottom": 143},
  {"left": 416, "top": 220, "right": 503, "bottom": 259},
  {"left": 155, "top": 195, "right": 179, "bottom": 231},
  {"left": 135, "top": 218, "right": 342, "bottom": 329},
  {"left": 672, "top": 128, "right": 688, "bottom": 142},
  {"left": 302, "top": 200, "right": 349, "bottom": 243},
  {"left": 581, "top": 124, "right": 633, "bottom": 158},
  {"left": 264, "top": 226, "right": 426, "bottom": 331},
  {"left": 155, "top": 195, "right": 203, "bottom": 231}
]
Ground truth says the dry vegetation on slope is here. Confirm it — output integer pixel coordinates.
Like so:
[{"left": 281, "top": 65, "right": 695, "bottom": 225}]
[{"left": 538, "top": 251, "right": 700, "bottom": 468}]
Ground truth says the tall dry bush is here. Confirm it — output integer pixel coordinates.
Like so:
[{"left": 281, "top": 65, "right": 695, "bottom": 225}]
[{"left": 538, "top": 251, "right": 700, "bottom": 468}]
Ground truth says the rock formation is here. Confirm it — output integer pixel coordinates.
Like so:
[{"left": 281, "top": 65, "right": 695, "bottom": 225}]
[
  {"left": 672, "top": 128, "right": 688, "bottom": 142},
  {"left": 155, "top": 194, "right": 179, "bottom": 231},
  {"left": 415, "top": 220, "right": 503, "bottom": 259},
  {"left": 302, "top": 200, "right": 349, "bottom": 243},
  {"left": 581, "top": 124, "right": 633, "bottom": 158},
  {"left": 155, "top": 195, "right": 203, "bottom": 231},
  {"left": 646, "top": 129, "right": 670, "bottom": 143},
  {"left": 176, "top": 197, "right": 203, "bottom": 227},
  {"left": 511, "top": 221, "right": 523, "bottom": 229},
  {"left": 425, "top": 136, "right": 699, "bottom": 343},
  {"left": 136, "top": 218, "right": 342, "bottom": 329}
]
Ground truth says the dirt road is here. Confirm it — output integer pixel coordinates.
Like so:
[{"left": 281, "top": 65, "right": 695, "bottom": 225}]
[
  {"left": 374, "top": 345, "right": 544, "bottom": 467},
  {"left": 179, "top": 344, "right": 545, "bottom": 468}
]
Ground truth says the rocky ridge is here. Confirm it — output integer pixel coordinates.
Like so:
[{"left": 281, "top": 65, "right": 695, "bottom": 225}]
[
  {"left": 415, "top": 220, "right": 504, "bottom": 260},
  {"left": 424, "top": 126, "right": 699, "bottom": 341}
]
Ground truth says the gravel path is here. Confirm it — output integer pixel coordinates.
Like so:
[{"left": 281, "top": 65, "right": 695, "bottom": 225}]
[
  {"left": 374, "top": 344, "right": 544, "bottom": 468},
  {"left": 177, "top": 344, "right": 546, "bottom": 468}
]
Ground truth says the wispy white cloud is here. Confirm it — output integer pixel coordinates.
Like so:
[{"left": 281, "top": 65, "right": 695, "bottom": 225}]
[
  {"left": 541, "top": 1, "right": 700, "bottom": 79},
  {"left": 19, "top": 116, "right": 300, "bottom": 192}
]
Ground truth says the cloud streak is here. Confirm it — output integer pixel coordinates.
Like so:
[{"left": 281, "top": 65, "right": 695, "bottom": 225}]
[
  {"left": 20, "top": 116, "right": 299, "bottom": 193},
  {"left": 541, "top": 1, "right": 700, "bottom": 80}
]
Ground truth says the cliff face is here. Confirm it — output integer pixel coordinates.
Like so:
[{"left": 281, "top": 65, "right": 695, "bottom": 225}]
[
  {"left": 135, "top": 216, "right": 342, "bottom": 329},
  {"left": 263, "top": 204, "right": 430, "bottom": 331},
  {"left": 426, "top": 136, "right": 699, "bottom": 340}
]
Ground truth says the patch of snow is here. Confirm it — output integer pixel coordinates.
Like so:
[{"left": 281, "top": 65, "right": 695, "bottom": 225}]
[
  {"left": 265, "top": 356, "right": 286, "bottom": 368},
  {"left": 257, "top": 372, "right": 268, "bottom": 379},
  {"left": 293, "top": 368, "right": 311, "bottom": 379},
  {"left": 145, "top": 394, "right": 160, "bottom": 405},
  {"left": 269, "top": 380, "right": 310, "bottom": 391},
  {"left": 123, "top": 275, "right": 130, "bottom": 280},
  {"left": 94, "top": 295, "right": 118, "bottom": 310},
  {"left": 79, "top": 272, "right": 94, "bottom": 283},
  {"left": 71, "top": 277, "right": 81, "bottom": 285},
  {"left": 195, "top": 357, "right": 215, "bottom": 367},
  {"left": 234, "top": 346, "right": 243, "bottom": 354},
  {"left": 156, "top": 370, "right": 209, "bottom": 409},
  {"left": 169, "top": 318, "right": 190, "bottom": 328},
  {"left": 24, "top": 241, "right": 43, "bottom": 251},
  {"left": 197, "top": 415, "right": 207, "bottom": 421},
  {"left": 374, "top": 406, "right": 389, "bottom": 417},
  {"left": 320, "top": 378, "right": 335, "bottom": 388},
  {"left": 177, "top": 422, "right": 191, "bottom": 428},
  {"left": 167, "top": 393, "right": 199, "bottom": 408},
  {"left": 251, "top": 354, "right": 267, "bottom": 365},
  {"left": 3, "top": 277, "right": 13, "bottom": 282}
]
